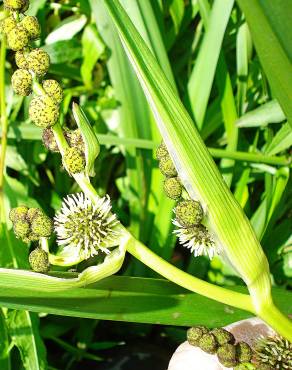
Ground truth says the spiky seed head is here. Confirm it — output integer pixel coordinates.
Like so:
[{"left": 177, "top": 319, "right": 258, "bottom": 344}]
[
  {"left": 31, "top": 214, "right": 53, "bottom": 238},
  {"left": 15, "top": 51, "right": 29, "bottom": 69},
  {"left": 159, "top": 156, "right": 177, "bottom": 178},
  {"left": 211, "top": 328, "right": 235, "bottom": 346},
  {"left": 163, "top": 177, "right": 182, "bottom": 200},
  {"left": 175, "top": 200, "right": 203, "bottom": 227},
  {"left": 20, "top": 16, "right": 40, "bottom": 40},
  {"left": 3, "top": 0, "right": 27, "bottom": 11},
  {"left": 187, "top": 326, "right": 209, "bottom": 346},
  {"left": 27, "top": 48, "right": 50, "bottom": 75},
  {"left": 236, "top": 342, "right": 252, "bottom": 363},
  {"left": 9, "top": 205, "right": 28, "bottom": 222},
  {"left": 173, "top": 222, "right": 217, "bottom": 259},
  {"left": 29, "top": 248, "right": 50, "bottom": 273},
  {"left": 156, "top": 142, "right": 168, "bottom": 160},
  {"left": 0, "top": 16, "right": 17, "bottom": 35},
  {"left": 253, "top": 335, "right": 292, "bottom": 370},
  {"left": 42, "top": 128, "right": 59, "bottom": 152},
  {"left": 42, "top": 80, "right": 63, "bottom": 104},
  {"left": 65, "top": 129, "right": 85, "bottom": 151},
  {"left": 54, "top": 193, "right": 121, "bottom": 260},
  {"left": 26, "top": 207, "right": 44, "bottom": 223},
  {"left": 11, "top": 69, "right": 32, "bottom": 96},
  {"left": 29, "top": 95, "right": 59, "bottom": 128},
  {"left": 198, "top": 333, "right": 217, "bottom": 354},
  {"left": 217, "top": 344, "right": 237, "bottom": 367},
  {"left": 7, "top": 25, "right": 29, "bottom": 51},
  {"left": 13, "top": 220, "right": 30, "bottom": 239},
  {"left": 63, "top": 147, "right": 85, "bottom": 174}
]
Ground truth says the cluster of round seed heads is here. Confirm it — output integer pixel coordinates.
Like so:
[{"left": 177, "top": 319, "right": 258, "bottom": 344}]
[
  {"left": 9, "top": 206, "right": 53, "bottom": 243},
  {"left": 29, "top": 248, "right": 50, "bottom": 273},
  {"left": 187, "top": 326, "right": 253, "bottom": 368}
]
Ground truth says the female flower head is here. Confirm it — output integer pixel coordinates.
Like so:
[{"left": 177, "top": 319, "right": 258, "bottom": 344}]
[{"left": 54, "top": 193, "right": 120, "bottom": 260}]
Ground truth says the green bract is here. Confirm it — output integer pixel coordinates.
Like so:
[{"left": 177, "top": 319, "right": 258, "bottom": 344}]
[
  {"left": 29, "top": 95, "right": 59, "bottom": 128},
  {"left": 42, "top": 80, "right": 63, "bottom": 104},
  {"left": 63, "top": 147, "right": 86, "bottom": 174},
  {"left": 175, "top": 200, "right": 203, "bottom": 227},
  {"left": 27, "top": 48, "right": 50, "bottom": 75},
  {"left": 29, "top": 248, "right": 50, "bottom": 273},
  {"left": 163, "top": 177, "right": 182, "bottom": 200},
  {"left": 20, "top": 16, "right": 40, "bottom": 40},
  {"left": 11, "top": 69, "right": 32, "bottom": 96},
  {"left": 7, "top": 25, "right": 29, "bottom": 51}
]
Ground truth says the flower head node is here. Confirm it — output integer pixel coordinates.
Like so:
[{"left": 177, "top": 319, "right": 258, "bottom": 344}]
[
  {"left": 173, "top": 220, "right": 218, "bottom": 259},
  {"left": 54, "top": 193, "right": 120, "bottom": 260}
]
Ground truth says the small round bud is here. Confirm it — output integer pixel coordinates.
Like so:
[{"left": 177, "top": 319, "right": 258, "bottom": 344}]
[
  {"left": 217, "top": 343, "right": 237, "bottom": 367},
  {"left": 13, "top": 220, "right": 30, "bottom": 239},
  {"left": 0, "top": 16, "right": 17, "bottom": 35},
  {"left": 42, "top": 128, "right": 59, "bottom": 152},
  {"left": 65, "top": 129, "right": 85, "bottom": 150},
  {"left": 198, "top": 333, "right": 217, "bottom": 354},
  {"left": 26, "top": 208, "right": 44, "bottom": 223},
  {"left": 27, "top": 49, "right": 50, "bottom": 76},
  {"left": 42, "top": 80, "right": 63, "bottom": 104},
  {"left": 187, "top": 326, "right": 209, "bottom": 346},
  {"left": 236, "top": 342, "right": 252, "bottom": 363},
  {"left": 211, "top": 328, "right": 235, "bottom": 346},
  {"left": 9, "top": 206, "right": 28, "bottom": 222},
  {"left": 11, "top": 69, "right": 32, "bottom": 96},
  {"left": 63, "top": 147, "right": 86, "bottom": 174},
  {"left": 29, "top": 95, "right": 59, "bottom": 128},
  {"left": 159, "top": 156, "right": 177, "bottom": 177},
  {"left": 20, "top": 16, "right": 40, "bottom": 40},
  {"left": 29, "top": 248, "right": 50, "bottom": 273},
  {"left": 175, "top": 200, "right": 203, "bottom": 227},
  {"left": 4, "top": 0, "right": 27, "bottom": 11},
  {"left": 163, "top": 177, "right": 182, "bottom": 200},
  {"left": 31, "top": 214, "right": 53, "bottom": 238},
  {"left": 15, "top": 51, "right": 29, "bottom": 69},
  {"left": 7, "top": 25, "right": 29, "bottom": 51},
  {"left": 156, "top": 142, "right": 168, "bottom": 160}
]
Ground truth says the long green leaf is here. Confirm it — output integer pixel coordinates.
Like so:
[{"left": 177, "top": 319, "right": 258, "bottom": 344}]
[{"left": 236, "top": 0, "right": 292, "bottom": 128}]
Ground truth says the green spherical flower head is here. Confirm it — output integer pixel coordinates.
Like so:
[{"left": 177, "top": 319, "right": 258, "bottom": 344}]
[
  {"left": 7, "top": 25, "right": 29, "bottom": 51},
  {"left": 156, "top": 142, "right": 168, "bottom": 160},
  {"left": 217, "top": 344, "right": 237, "bottom": 368},
  {"left": 26, "top": 207, "right": 44, "bottom": 223},
  {"left": 42, "top": 128, "right": 59, "bottom": 152},
  {"left": 163, "top": 177, "right": 182, "bottom": 200},
  {"left": 63, "top": 147, "right": 86, "bottom": 174},
  {"left": 15, "top": 51, "right": 29, "bottom": 69},
  {"left": 211, "top": 328, "right": 235, "bottom": 346},
  {"left": 31, "top": 214, "right": 53, "bottom": 238},
  {"left": 159, "top": 156, "right": 177, "bottom": 178},
  {"left": 29, "top": 248, "right": 50, "bottom": 273},
  {"left": 0, "top": 16, "right": 17, "bottom": 35},
  {"left": 198, "top": 333, "right": 217, "bottom": 354},
  {"left": 13, "top": 220, "right": 30, "bottom": 239},
  {"left": 175, "top": 200, "right": 203, "bottom": 228},
  {"left": 236, "top": 342, "right": 252, "bottom": 363},
  {"left": 20, "top": 16, "right": 40, "bottom": 40},
  {"left": 42, "top": 80, "right": 63, "bottom": 104},
  {"left": 4, "top": 0, "right": 27, "bottom": 10},
  {"left": 29, "top": 95, "right": 59, "bottom": 128},
  {"left": 187, "top": 326, "right": 209, "bottom": 346},
  {"left": 65, "top": 129, "right": 85, "bottom": 151},
  {"left": 11, "top": 69, "right": 32, "bottom": 96},
  {"left": 27, "top": 48, "right": 50, "bottom": 75},
  {"left": 9, "top": 205, "right": 28, "bottom": 222}
]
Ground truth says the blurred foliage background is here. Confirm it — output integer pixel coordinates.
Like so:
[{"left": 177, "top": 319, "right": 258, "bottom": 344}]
[{"left": 0, "top": 0, "right": 291, "bottom": 369}]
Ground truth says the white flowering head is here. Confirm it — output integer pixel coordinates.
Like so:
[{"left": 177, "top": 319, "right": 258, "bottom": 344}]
[
  {"left": 173, "top": 219, "right": 218, "bottom": 259},
  {"left": 54, "top": 193, "right": 120, "bottom": 260}
]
